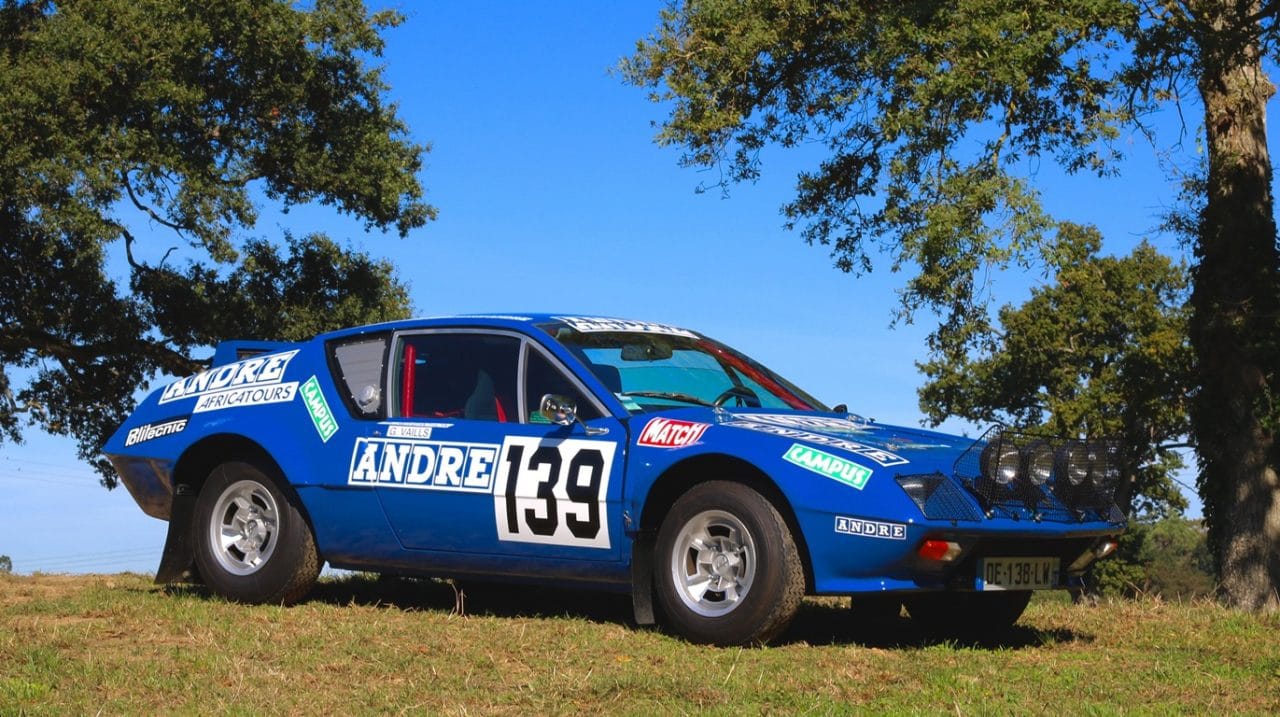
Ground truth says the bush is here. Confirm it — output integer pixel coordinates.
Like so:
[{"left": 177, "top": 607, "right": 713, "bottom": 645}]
[{"left": 1088, "top": 517, "right": 1215, "bottom": 600}]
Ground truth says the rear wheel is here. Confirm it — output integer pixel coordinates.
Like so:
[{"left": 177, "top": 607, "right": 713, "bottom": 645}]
[
  {"left": 192, "top": 460, "right": 320, "bottom": 604},
  {"left": 904, "top": 591, "right": 1031, "bottom": 637},
  {"left": 654, "top": 481, "right": 804, "bottom": 646}
]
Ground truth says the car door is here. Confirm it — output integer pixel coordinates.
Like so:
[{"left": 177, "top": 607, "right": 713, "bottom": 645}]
[{"left": 357, "top": 328, "right": 626, "bottom": 561}]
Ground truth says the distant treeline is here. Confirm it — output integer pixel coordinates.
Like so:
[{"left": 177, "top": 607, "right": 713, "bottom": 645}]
[{"left": 1089, "top": 517, "right": 1215, "bottom": 600}]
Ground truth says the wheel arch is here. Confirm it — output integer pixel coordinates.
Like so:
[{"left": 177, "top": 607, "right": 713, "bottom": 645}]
[
  {"left": 155, "top": 434, "right": 313, "bottom": 583},
  {"left": 629, "top": 453, "right": 815, "bottom": 623}
]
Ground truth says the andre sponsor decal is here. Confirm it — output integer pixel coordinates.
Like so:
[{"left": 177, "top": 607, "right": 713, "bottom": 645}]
[
  {"left": 834, "top": 516, "right": 907, "bottom": 540},
  {"left": 349, "top": 438, "right": 499, "bottom": 492},
  {"left": 637, "top": 417, "right": 709, "bottom": 448},
  {"left": 159, "top": 350, "right": 300, "bottom": 413}
]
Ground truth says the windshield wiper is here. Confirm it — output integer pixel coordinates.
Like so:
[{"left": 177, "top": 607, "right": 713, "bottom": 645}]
[{"left": 618, "top": 391, "right": 714, "bottom": 407}]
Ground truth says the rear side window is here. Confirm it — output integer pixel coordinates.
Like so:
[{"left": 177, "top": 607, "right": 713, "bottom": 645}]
[{"left": 328, "top": 334, "right": 390, "bottom": 418}]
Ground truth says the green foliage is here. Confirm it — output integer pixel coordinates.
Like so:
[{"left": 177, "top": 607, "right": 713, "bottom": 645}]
[
  {"left": 626, "top": 0, "right": 1280, "bottom": 605},
  {"left": 0, "top": 0, "right": 427, "bottom": 484},
  {"left": 918, "top": 224, "right": 1192, "bottom": 517},
  {"left": 0, "top": 555, "right": 10, "bottom": 573},
  {"left": 1090, "top": 517, "right": 1215, "bottom": 600},
  {"left": 623, "top": 0, "right": 1139, "bottom": 336}
]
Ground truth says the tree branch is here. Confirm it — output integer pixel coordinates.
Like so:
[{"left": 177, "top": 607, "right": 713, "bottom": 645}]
[
  {"left": 0, "top": 328, "right": 202, "bottom": 377},
  {"left": 117, "top": 224, "right": 177, "bottom": 273},
  {"left": 121, "top": 169, "right": 192, "bottom": 235}
]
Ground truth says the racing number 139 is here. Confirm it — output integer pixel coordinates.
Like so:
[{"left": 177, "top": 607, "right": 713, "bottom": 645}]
[{"left": 493, "top": 437, "right": 616, "bottom": 549}]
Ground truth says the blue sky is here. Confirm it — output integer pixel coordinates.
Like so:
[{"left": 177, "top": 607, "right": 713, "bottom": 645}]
[{"left": 3, "top": 2, "right": 1215, "bottom": 573}]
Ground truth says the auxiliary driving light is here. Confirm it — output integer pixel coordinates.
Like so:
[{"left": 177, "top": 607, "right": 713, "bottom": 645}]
[
  {"left": 1024, "top": 440, "right": 1055, "bottom": 486},
  {"left": 981, "top": 442, "right": 1021, "bottom": 485},
  {"left": 1056, "top": 443, "right": 1092, "bottom": 486}
]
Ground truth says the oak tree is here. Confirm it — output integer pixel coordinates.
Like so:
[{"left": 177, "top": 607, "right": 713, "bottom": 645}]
[
  {"left": 918, "top": 224, "right": 1192, "bottom": 519},
  {"left": 0, "top": 0, "right": 430, "bottom": 486},
  {"left": 625, "top": 0, "right": 1280, "bottom": 609}
]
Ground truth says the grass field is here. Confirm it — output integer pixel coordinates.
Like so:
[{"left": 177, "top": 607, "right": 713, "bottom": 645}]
[{"left": 2, "top": 572, "right": 1278, "bottom": 715}]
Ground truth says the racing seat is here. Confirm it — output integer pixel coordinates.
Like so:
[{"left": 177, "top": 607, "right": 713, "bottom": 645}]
[{"left": 463, "top": 369, "right": 511, "bottom": 422}]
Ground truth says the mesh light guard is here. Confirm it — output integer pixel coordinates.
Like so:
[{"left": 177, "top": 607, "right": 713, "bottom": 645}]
[{"left": 953, "top": 428, "right": 1124, "bottom": 522}]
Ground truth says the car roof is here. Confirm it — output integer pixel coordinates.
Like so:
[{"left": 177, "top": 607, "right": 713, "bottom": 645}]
[{"left": 315, "top": 314, "right": 702, "bottom": 342}]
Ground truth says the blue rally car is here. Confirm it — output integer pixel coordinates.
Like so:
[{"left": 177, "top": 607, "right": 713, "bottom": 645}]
[{"left": 104, "top": 314, "right": 1125, "bottom": 645}]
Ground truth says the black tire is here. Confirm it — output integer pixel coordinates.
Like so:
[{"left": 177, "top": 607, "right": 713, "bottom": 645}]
[
  {"left": 654, "top": 481, "right": 804, "bottom": 646},
  {"left": 904, "top": 591, "right": 1032, "bottom": 637},
  {"left": 191, "top": 459, "right": 320, "bottom": 605}
]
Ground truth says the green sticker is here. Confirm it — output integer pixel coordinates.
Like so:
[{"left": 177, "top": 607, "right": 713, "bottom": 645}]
[
  {"left": 783, "top": 443, "right": 872, "bottom": 490},
  {"left": 301, "top": 376, "right": 339, "bottom": 442}
]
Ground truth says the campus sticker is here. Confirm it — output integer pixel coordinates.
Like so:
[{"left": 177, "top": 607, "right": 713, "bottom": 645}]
[
  {"left": 301, "top": 376, "right": 339, "bottom": 443},
  {"left": 783, "top": 443, "right": 872, "bottom": 490}
]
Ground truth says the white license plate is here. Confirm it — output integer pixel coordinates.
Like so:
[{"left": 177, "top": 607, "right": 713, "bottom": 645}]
[{"left": 978, "top": 557, "right": 1060, "bottom": 591}]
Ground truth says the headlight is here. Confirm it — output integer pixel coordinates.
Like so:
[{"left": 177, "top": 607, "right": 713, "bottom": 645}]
[
  {"left": 1056, "top": 443, "right": 1091, "bottom": 485},
  {"left": 981, "top": 442, "right": 1021, "bottom": 485},
  {"left": 1024, "top": 440, "right": 1054, "bottom": 486}
]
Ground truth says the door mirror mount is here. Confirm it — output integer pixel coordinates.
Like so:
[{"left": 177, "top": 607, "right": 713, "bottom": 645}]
[{"left": 539, "top": 394, "right": 609, "bottom": 436}]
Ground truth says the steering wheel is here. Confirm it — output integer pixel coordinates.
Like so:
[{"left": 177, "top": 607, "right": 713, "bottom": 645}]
[{"left": 713, "top": 385, "right": 761, "bottom": 407}]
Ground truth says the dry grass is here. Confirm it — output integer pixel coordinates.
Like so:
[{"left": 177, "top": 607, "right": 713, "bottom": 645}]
[{"left": 2, "top": 572, "right": 1278, "bottom": 715}]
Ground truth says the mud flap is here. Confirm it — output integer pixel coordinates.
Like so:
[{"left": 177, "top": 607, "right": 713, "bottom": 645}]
[
  {"left": 630, "top": 535, "right": 655, "bottom": 625},
  {"left": 154, "top": 483, "right": 197, "bottom": 584}
]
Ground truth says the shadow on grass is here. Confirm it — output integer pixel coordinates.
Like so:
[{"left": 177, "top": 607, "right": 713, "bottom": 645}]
[
  {"left": 778, "top": 598, "right": 1091, "bottom": 649},
  {"left": 165, "top": 573, "right": 1091, "bottom": 650}
]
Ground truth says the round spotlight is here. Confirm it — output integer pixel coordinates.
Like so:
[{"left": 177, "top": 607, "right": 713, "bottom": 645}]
[
  {"left": 1024, "top": 441, "right": 1054, "bottom": 486},
  {"left": 1057, "top": 443, "right": 1091, "bottom": 486},
  {"left": 1085, "top": 444, "right": 1119, "bottom": 487},
  {"left": 981, "top": 442, "right": 1021, "bottom": 485}
]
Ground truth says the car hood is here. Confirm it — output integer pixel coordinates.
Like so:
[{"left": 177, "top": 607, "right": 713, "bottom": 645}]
[
  {"left": 711, "top": 409, "right": 974, "bottom": 468},
  {"left": 628, "top": 407, "right": 977, "bottom": 476}
]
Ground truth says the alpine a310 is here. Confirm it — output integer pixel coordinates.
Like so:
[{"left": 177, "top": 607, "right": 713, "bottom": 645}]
[{"left": 104, "top": 314, "right": 1126, "bottom": 645}]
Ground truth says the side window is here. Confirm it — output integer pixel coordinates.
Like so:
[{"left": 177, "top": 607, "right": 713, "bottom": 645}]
[
  {"left": 328, "top": 334, "right": 390, "bottom": 419},
  {"left": 397, "top": 333, "right": 520, "bottom": 422},
  {"left": 524, "top": 347, "right": 602, "bottom": 423}
]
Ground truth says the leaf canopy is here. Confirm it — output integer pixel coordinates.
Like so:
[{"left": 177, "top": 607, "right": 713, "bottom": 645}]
[{"left": 0, "top": 0, "right": 429, "bottom": 484}]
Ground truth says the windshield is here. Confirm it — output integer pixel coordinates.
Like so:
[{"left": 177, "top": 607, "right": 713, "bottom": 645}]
[{"left": 540, "top": 320, "right": 827, "bottom": 414}]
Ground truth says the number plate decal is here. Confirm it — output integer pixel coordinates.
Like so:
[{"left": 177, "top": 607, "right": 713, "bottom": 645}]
[
  {"left": 493, "top": 437, "right": 616, "bottom": 549},
  {"left": 977, "top": 557, "right": 1060, "bottom": 591}
]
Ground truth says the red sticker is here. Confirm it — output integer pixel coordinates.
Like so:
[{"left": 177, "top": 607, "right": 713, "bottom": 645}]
[{"left": 637, "top": 418, "right": 710, "bottom": 448}]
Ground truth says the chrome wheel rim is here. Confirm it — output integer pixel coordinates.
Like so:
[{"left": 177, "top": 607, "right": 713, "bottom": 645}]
[
  {"left": 669, "top": 509, "right": 756, "bottom": 617},
  {"left": 208, "top": 479, "right": 279, "bottom": 576}
]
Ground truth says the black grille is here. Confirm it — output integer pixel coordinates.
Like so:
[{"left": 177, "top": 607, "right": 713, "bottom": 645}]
[{"left": 895, "top": 472, "right": 984, "bottom": 522}]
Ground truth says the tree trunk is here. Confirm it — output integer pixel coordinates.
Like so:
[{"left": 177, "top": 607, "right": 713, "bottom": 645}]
[{"left": 1191, "top": 3, "right": 1280, "bottom": 612}]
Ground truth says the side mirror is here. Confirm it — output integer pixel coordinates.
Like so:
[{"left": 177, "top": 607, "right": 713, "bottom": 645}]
[{"left": 539, "top": 394, "right": 578, "bottom": 426}]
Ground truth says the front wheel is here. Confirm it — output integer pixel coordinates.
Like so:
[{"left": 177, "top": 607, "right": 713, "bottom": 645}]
[
  {"left": 654, "top": 481, "right": 804, "bottom": 646},
  {"left": 192, "top": 460, "right": 320, "bottom": 605}
]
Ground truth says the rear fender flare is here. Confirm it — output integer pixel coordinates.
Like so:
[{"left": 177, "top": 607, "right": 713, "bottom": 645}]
[{"left": 155, "top": 434, "right": 297, "bottom": 583}]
